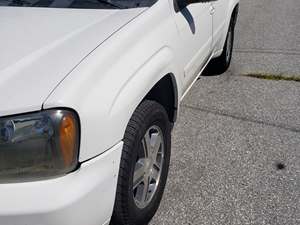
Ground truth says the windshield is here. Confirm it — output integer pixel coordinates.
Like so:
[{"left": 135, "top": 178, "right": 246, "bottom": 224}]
[{"left": 0, "top": 0, "right": 158, "bottom": 9}]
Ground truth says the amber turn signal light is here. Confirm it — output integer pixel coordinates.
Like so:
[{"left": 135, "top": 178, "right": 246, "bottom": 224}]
[{"left": 60, "top": 114, "right": 78, "bottom": 166}]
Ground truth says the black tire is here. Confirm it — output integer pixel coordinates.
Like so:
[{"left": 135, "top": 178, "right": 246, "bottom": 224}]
[
  {"left": 111, "top": 100, "right": 171, "bottom": 225},
  {"left": 205, "top": 19, "right": 235, "bottom": 75}
]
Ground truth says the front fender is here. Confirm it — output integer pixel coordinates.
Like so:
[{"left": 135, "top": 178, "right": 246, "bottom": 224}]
[
  {"left": 110, "top": 46, "right": 175, "bottom": 120},
  {"left": 43, "top": 45, "right": 177, "bottom": 161}
]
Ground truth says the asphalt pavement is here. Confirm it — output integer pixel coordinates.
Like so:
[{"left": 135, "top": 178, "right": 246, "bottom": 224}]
[{"left": 150, "top": 0, "right": 300, "bottom": 224}]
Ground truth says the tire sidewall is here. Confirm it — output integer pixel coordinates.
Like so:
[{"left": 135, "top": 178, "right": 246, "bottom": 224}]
[{"left": 224, "top": 22, "right": 234, "bottom": 67}]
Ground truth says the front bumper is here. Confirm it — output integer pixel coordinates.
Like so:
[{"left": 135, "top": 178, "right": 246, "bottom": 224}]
[{"left": 0, "top": 142, "right": 123, "bottom": 225}]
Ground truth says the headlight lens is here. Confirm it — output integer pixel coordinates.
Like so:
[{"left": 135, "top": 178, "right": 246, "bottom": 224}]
[{"left": 0, "top": 109, "right": 79, "bottom": 183}]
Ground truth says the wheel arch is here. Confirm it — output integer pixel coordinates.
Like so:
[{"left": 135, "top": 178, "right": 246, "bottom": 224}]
[
  {"left": 231, "top": 3, "right": 240, "bottom": 27},
  {"left": 105, "top": 46, "right": 179, "bottom": 157},
  {"left": 220, "top": 1, "right": 240, "bottom": 50},
  {"left": 144, "top": 73, "right": 179, "bottom": 123},
  {"left": 108, "top": 46, "right": 180, "bottom": 127}
]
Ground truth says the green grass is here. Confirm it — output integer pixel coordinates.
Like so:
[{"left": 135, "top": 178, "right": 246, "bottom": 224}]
[{"left": 242, "top": 73, "right": 300, "bottom": 82}]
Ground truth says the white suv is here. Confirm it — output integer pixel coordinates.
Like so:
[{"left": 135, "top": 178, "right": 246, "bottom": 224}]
[{"left": 0, "top": 0, "right": 239, "bottom": 225}]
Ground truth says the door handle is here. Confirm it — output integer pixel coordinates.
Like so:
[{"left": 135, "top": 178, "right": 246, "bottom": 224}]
[{"left": 210, "top": 5, "right": 215, "bottom": 15}]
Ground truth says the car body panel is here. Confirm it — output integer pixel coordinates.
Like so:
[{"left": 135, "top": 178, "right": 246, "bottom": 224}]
[
  {"left": 212, "top": 0, "right": 240, "bottom": 57},
  {"left": 44, "top": 0, "right": 182, "bottom": 161},
  {"left": 0, "top": 141, "right": 123, "bottom": 225},
  {"left": 171, "top": 2, "right": 213, "bottom": 90},
  {"left": 0, "top": 6, "right": 145, "bottom": 116}
]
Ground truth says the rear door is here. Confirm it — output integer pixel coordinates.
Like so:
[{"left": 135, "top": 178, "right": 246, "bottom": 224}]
[
  {"left": 211, "top": 0, "right": 228, "bottom": 51},
  {"left": 171, "top": 0, "right": 213, "bottom": 90}
]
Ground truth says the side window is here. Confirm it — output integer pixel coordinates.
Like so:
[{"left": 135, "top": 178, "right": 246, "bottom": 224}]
[{"left": 0, "top": 0, "right": 159, "bottom": 8}]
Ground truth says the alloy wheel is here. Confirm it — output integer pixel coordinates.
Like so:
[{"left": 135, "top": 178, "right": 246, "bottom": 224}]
[{"left": 133, "top": 125, "right": 165, "bottom": 209}]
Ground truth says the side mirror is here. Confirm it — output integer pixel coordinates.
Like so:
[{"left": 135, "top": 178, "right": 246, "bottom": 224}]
[
  {"left": 186, "top": 0, "right": 207, "bottom": 4},
  {"left": 175, "top": 0, "right": 213, "bottom": 12}
]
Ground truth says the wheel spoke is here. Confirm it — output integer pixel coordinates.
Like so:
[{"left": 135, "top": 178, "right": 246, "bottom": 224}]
[
  {"left": 141, "top": 175, "right": 150, "bottom": 203},
  {"left": 133, "top": 160, "right": 145, "bottom": 189},
  {"left": 150, "top": 132, "right": 159, "bottom": 148},
  {"left": 151, "top": 132, "right": 162, "bottom": 162},
  {"left": 142, "top": 133, "right": 151, "bottom": 158},
  {"left": 150, "top": 166, "right": 160, "bottom": 182}
]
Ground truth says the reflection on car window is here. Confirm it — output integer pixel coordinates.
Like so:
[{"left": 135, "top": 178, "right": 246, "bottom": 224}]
[{"left": 0, "top": 0, "right": 158, "bottom": 9}]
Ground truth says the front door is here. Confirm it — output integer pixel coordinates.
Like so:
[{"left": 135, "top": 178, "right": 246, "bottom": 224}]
[{"left": 172, "top": 0, "right": 213, "bottom": 90}]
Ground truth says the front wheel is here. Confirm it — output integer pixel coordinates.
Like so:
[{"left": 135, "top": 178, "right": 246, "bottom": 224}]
[{"left": 111, "top": 100, "right": 171, "bottom": 225}]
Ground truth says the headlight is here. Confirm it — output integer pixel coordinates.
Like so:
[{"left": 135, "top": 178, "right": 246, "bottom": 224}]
[{"left": 0, "top": 109, "right": 80, "bottom": 183}]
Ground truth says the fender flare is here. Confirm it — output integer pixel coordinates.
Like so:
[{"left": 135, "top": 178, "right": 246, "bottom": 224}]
[{"left": 109, "top": 46, "right": 179, "bottom": 131}]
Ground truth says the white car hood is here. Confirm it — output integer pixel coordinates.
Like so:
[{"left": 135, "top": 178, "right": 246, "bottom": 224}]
[{"left": 0, "top": 7, "right": 144, "bottom": 116}]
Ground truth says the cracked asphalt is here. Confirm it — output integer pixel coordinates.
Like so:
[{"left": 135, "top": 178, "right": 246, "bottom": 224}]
[{"left": 150, "top": 0, "right": 300, "bottom": 224}]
